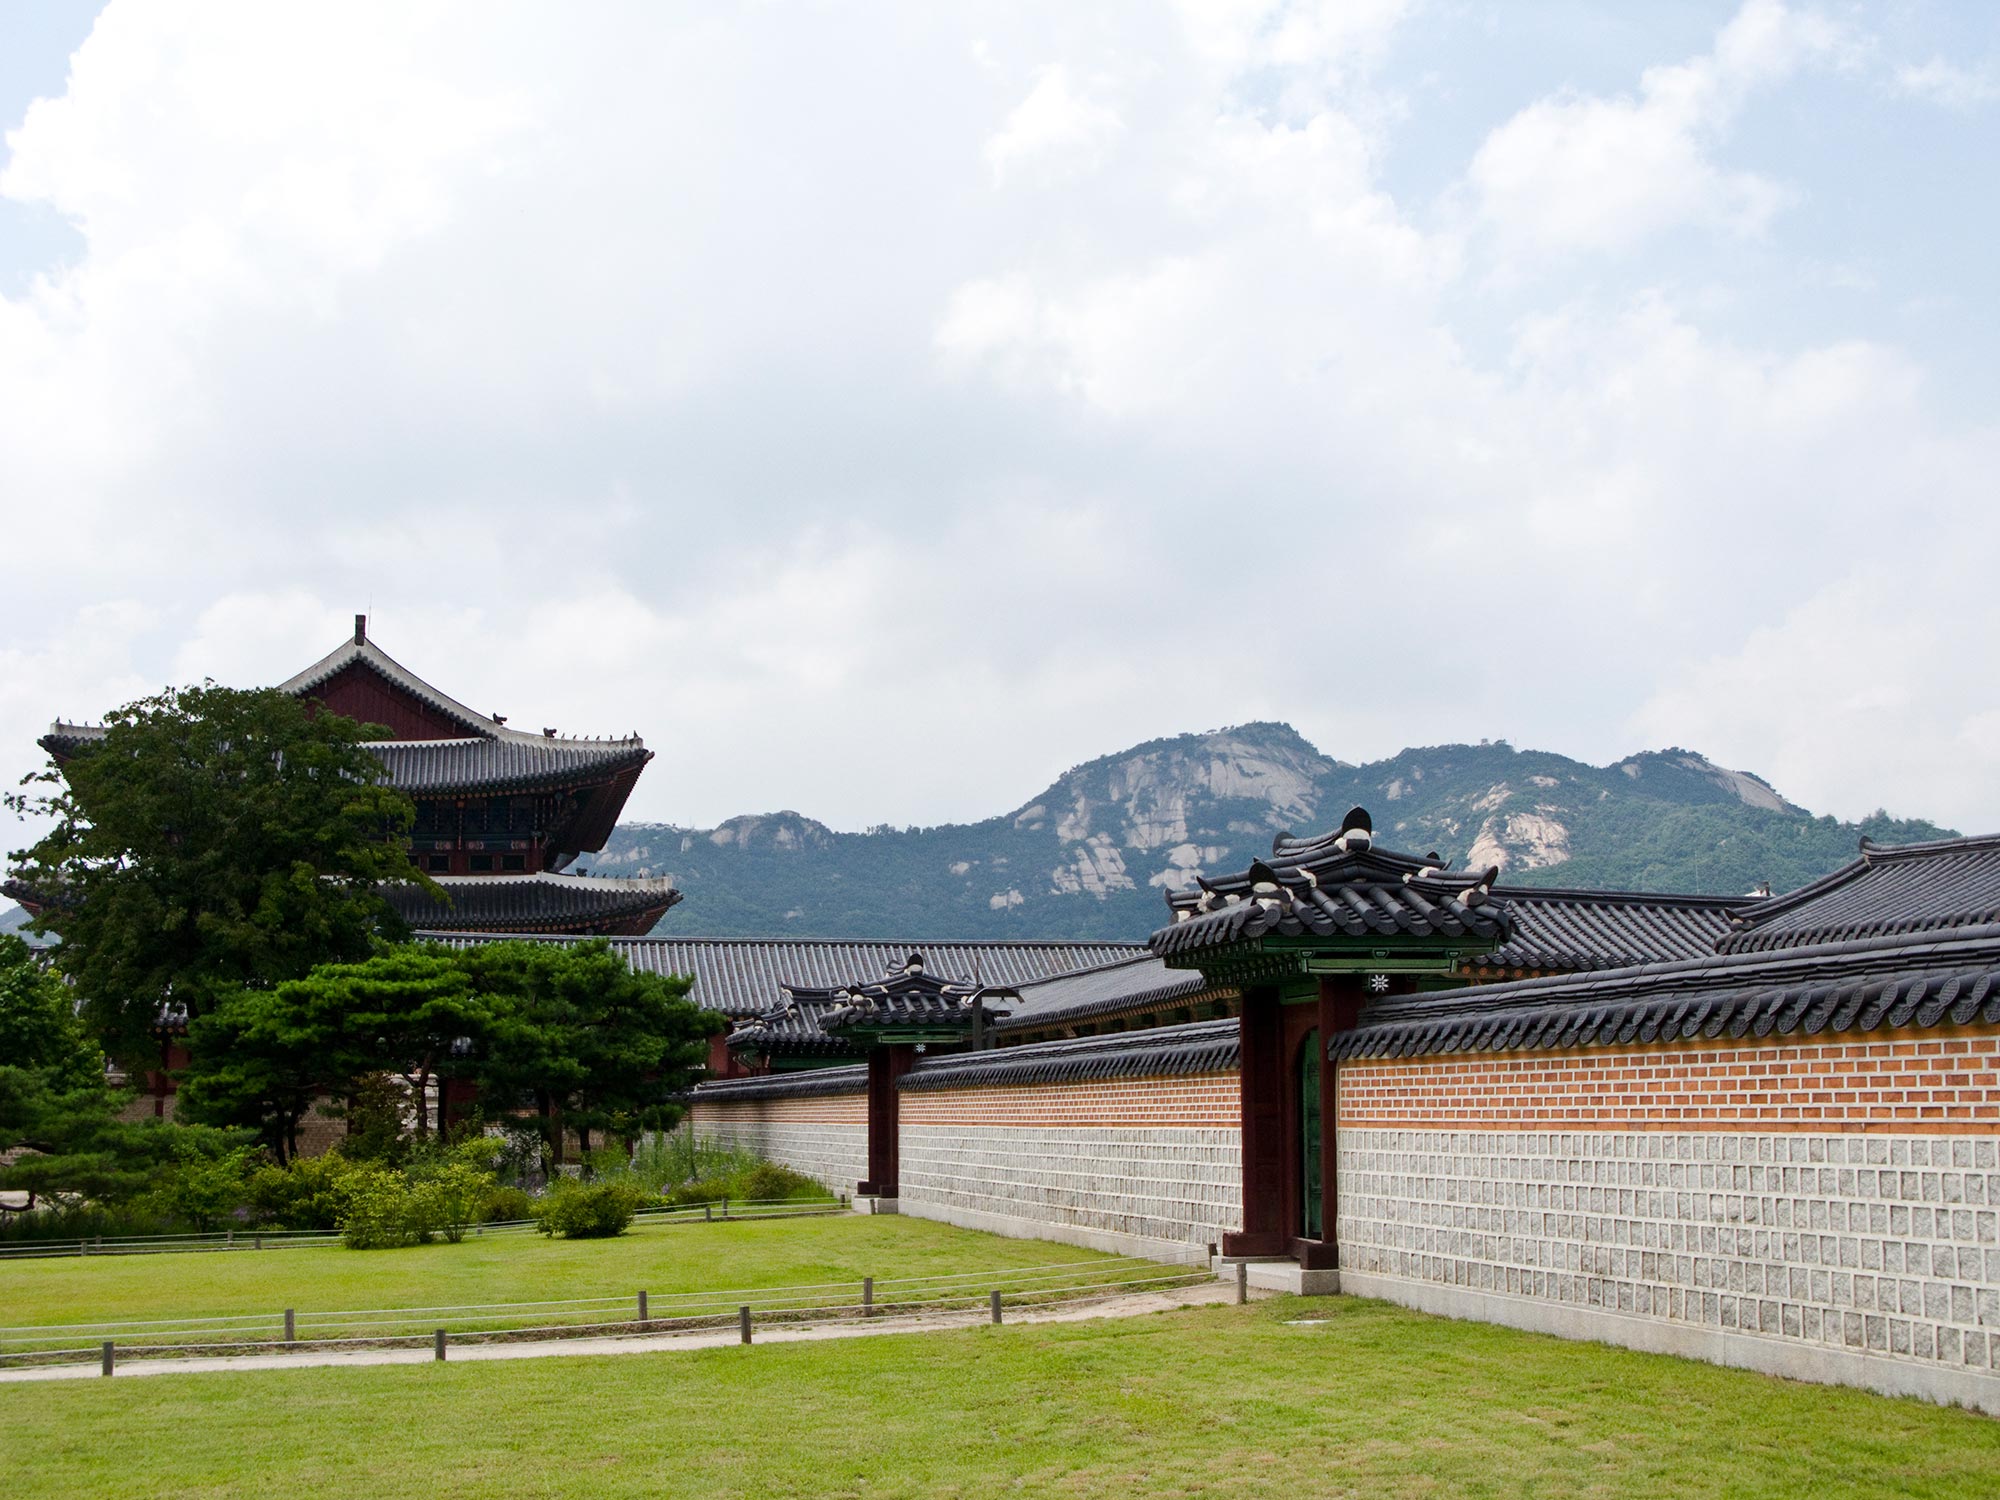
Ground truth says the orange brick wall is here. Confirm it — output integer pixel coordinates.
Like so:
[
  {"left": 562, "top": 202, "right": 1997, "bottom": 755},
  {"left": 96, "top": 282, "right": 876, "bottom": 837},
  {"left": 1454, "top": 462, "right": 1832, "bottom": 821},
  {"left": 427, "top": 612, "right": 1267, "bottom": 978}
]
[
  {"left": 690, "top": 1092, "right": 866, "bottom": 1127},
  {"left": 900, "top": 1073, "right": 1240, "bottom": 1128},
  {"left": 1341, "top": 1028, "right": 2000, "bottom": 1133}
]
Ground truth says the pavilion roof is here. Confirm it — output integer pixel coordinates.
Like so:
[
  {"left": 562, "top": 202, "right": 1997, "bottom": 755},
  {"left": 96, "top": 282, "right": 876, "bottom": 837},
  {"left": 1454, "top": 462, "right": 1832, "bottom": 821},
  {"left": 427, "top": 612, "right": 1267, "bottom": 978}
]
[
  {"left": 393, "top": 871, "right": 680, "bottom": 936},
  {"left": 1716, "top": 833, "right": 2000, "bottom": 954},
  {"left": 1150, "top": 808, "right": 1511, "bottom": 963}
]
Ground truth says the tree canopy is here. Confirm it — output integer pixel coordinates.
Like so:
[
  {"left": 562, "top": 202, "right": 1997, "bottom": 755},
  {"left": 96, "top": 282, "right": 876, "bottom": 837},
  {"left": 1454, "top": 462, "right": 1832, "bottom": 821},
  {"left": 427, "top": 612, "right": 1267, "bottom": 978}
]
[
  {"left": 178, "top": 940, "right": 721, "bottom": 1166},
  {"left": 6, "top": 684, "right": 429, "bottom": 1060}
]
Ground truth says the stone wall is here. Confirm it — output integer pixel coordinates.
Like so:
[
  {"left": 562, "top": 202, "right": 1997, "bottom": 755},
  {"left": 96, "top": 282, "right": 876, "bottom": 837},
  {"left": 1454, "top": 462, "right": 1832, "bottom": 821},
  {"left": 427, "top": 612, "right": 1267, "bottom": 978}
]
[
  {"left": 688, "top": 1079, "right": 868, "bottom": 1198},
  {"left": 1334, "top": 1030, "right": 2000, "bottom": 1412},
  {"left": 898, "top": 1073, "right": 1241, "bottom": 1263}
]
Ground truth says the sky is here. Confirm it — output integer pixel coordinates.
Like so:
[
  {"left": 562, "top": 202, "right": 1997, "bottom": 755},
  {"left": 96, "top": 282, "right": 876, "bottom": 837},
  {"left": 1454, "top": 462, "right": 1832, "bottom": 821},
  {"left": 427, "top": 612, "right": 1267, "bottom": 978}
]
[{"left": 1, "top": 1, "right": 1997, "bottom": 837}]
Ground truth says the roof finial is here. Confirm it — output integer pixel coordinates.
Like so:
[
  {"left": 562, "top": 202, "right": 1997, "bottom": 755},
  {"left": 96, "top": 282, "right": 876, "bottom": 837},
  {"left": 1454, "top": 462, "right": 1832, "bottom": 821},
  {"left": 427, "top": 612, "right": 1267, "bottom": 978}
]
[{"left": 353, "top": 613, "right": 367, "bottom": 645}]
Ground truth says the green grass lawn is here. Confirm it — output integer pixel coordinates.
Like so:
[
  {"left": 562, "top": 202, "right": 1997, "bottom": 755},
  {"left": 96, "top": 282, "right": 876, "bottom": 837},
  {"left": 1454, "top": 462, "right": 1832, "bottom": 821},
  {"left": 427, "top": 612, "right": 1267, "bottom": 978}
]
[
  {"left": 0, "top": 1214, "right": 1119, "bottom": 1334},
  {"left": 6, "top": 1291, "right": 1997, "bottom": 1499}
]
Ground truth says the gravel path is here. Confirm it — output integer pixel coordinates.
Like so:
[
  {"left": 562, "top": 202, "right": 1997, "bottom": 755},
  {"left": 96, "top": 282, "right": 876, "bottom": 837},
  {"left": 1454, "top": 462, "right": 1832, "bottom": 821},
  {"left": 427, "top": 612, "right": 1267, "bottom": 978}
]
[{"left": 1, "top": 1281, "right": 1250, "bottom": 1383}]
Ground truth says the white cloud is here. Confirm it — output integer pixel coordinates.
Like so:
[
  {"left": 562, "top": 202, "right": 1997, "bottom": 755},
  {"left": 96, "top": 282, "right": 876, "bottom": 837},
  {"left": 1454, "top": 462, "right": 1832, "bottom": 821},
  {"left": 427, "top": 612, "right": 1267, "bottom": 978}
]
[
  {"left": 0, "top": 0, "right": 1995, "bottom": 850},
  {"left": 1465, "top": 0, "right": 1845, "bottom": 261},
  {"left": 985, "top": 65, "right": 1124, "bottom": 186},
  {"left": 1893, "top": 57, "right": 1998, "bottom": 111}
]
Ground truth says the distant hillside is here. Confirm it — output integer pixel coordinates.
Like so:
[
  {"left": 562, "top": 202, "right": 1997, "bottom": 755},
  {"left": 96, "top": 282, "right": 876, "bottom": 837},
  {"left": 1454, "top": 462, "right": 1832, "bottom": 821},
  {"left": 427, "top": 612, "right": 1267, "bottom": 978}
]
[{"left": 583, "top": 725, "right": 1956, "bottom": 940}]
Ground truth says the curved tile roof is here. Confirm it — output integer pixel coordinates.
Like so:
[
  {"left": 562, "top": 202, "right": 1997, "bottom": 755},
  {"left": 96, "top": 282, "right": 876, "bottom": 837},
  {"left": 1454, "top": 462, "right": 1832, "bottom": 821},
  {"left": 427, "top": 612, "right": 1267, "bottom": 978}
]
[
  {"left": 995, "top": 954, "right": 1215, "bottom": 1031},
  {"left": 900, "top": 1018, "right": 1239, "bottom": 1091},
  {"left": 692, "top": 1065, "right": 868, "bottom": 1102},
  {"left": 1477, "top": 888, "right": 1743, "bottom": 970},
  {"left": 1718, "top": 834, "right": 2000, "bottom": 954},
  {"left": 1151, "top": 809, "right": 1508, "bottom": 960},
  {"left": 369, "top": 737, "right": 651, "bottom": 795},
  {"left": 1331, "top": 924, "right": 2000, "bottom": 1061},
  {"left": 417, "top": 934, "right": 1141, "bottom": 1018},
  {"left": 393, "top": 872, "right": 680, "bottom": 933}
]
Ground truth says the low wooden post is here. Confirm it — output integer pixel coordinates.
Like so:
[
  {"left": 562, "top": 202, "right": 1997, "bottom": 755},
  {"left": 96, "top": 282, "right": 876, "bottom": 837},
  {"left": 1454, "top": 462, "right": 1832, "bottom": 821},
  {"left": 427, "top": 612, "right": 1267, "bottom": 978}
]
[
  {"left": 862, "top": 1277, "right": 874, "bottom": 1318},
  {"left": 637, "top": 1290, "right": 649, "bottom": 1324},
  {"left": 100, "top": 1341, "right": 114, "bottom": 1377},
  {"left": 704, "top": 1202, "right": 712, "bottom": 1223},
  {"left": 434, "top": 1328, "right": 447, "bottom": 1361},
  {"left": 1235, "top": 1262, "right": 1248, "bottom": 1305},
  {"left": 284, "top": 1309, "right": 296, "bottom": 1345},
  {"left": 254, "top": 1235, "right": 263, "bottom": 1251},
  {"left": 738, "top": 1305, "right": 752, "bottom": 1345},
  {"left": 721, "top": 1196, "right": 729, "bottom": 1220},
  {"left": 225, "top": 1229, "right": 234, "bottom": 1248},
  {"left": 990, "top": 1290, "right": 1002, "bottom": 1325}
]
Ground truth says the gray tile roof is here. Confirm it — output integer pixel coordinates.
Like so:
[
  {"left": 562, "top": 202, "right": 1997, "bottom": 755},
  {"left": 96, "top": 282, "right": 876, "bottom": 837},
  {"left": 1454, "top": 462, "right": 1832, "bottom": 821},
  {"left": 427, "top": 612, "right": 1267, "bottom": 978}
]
[
  {"left": 1477, "top": 888, "right": 1744, "bottom": 970},
  {"left": 994, "top": 954, "right": 1215, "bottom": 1031},
  {"left": 1717, "top": 834, "right": 2000, "bottom": 954},
  {"left": 417, "top": 933, "right": 1141, "bottom": 1018},
  {"left": 369, "top": 736, "right": 651, "bottom": 795},
  {"left": 900, "top": 1018, "right": 1239, "bottom": 1091},
  {"left": 1330, "top": 923, "right": 2000, "bottom": 1061},
  {"left": 397, "top": 872, "right": 680, "bottom": 933},
  {"left": 1151, "top": 811, "right": 1509, "bottom": 960},
  {"left": 725, "top": 997, "right": 866, "bottom": 1058},
  {"left": 691, "top": 1065, "right": 868, "bottom": 1103},
  {"left": 277, "top": 635, "right": 645, "bottom": 751}
]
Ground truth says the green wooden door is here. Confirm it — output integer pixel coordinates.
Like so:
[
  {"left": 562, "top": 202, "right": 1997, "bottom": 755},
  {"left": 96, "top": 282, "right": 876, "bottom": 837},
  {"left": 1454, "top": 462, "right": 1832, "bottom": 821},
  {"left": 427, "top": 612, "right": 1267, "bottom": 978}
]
[{"left": 1299, "top": 1028, "right": 1321, "bottom": 1239}]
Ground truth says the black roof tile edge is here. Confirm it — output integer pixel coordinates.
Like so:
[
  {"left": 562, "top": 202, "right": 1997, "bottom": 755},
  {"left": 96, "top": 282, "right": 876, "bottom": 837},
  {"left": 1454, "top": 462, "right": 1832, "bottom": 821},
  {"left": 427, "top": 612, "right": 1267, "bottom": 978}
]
[
  {"left": 994, "top": 974, "right": 1219, "bottom": 1032},
  {"left": 690, "top": 1065, "right": 868, "bottom": 1102},
  {"left": 900, "top": 1018, "right": 1239, "bottom": 1091}
]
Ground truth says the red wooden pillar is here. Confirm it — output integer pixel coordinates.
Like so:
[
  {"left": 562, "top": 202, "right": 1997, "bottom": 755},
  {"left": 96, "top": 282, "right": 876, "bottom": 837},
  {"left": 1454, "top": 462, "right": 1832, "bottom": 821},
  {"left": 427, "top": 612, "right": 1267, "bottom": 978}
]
[
  {"left": 1311, "top": 975, "right": 1369, "bottom": 1267},
  {"left": 858, "top": 1043, "right": 916, "bottom": 1198},
  {"left": 1223, "top": 985, "right": 1288, "bottom": 1257}
]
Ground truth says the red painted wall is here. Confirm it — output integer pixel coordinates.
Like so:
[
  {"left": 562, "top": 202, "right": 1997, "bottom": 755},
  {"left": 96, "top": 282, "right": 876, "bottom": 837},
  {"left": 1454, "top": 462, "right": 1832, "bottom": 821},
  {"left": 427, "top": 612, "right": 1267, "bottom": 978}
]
[{"left": 308, "top": 664, "right": 466, "bottom": 740}]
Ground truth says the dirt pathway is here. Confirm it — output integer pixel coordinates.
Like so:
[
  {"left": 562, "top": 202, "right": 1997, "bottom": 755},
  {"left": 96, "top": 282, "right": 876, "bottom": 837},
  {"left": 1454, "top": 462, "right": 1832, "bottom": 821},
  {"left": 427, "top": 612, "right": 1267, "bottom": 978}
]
[{"left": 0, "top": 1281, "right": 1254, "bottom": 1383}]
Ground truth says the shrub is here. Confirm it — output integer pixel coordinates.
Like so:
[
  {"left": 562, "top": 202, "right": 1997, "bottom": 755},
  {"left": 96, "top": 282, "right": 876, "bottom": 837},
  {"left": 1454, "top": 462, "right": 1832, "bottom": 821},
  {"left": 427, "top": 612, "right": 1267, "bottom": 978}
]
[
  {"left": 530, "top": 1179, "right": 647, "bottom": 1239},
  {"left": 738, "top": 1162, "right": 818, "bottom": 1202},
  {"left": 406, "top": 1161, "right": 490, "bottom": 1244},
  {"left": 480, "top": 1185, "right": 534, "bottom": 1223},
  {"left": 338, "top": 1168, "right": 423, "bottom": 1249},
  {"left": 245, "top": 1153, "right": 357, "bottom": 1230}
]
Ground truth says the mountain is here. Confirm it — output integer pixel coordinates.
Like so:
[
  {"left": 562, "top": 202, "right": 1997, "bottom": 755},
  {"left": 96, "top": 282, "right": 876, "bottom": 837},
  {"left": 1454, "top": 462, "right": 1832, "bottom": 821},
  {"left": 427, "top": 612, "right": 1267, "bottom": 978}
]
[{"left": 583, "top": 724, "right": 1957, "bottom": 940}]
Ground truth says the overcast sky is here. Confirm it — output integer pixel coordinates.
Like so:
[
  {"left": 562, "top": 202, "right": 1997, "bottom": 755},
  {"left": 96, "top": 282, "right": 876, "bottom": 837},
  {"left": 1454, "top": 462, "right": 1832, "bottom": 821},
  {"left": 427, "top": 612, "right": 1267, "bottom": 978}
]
[{"left": 2, "top": 1, "right": 1997, "bottom": 837}]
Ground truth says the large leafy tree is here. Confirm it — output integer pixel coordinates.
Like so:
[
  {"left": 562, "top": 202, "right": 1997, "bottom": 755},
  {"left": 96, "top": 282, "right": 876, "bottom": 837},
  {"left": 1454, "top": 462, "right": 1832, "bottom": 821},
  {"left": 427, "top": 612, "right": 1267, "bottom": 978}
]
[
  {"left": 6, "top": 684, "right": 428, "bottom": 1060},
  {"left": 0, "top": 933, "right": 246, "bottom": 1208},
  {"left": 179, "top": 947, "right": 484, "bottom": 1161},
  {"left": 453, "top": 939, "right": 720, "bottom": 1167}
]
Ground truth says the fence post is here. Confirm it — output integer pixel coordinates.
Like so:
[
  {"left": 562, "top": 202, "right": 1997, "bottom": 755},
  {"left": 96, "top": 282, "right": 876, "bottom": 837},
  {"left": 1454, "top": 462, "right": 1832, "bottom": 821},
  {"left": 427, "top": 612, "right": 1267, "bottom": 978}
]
[
  {"left": 100, "top": 1341, "right": 114, "bottom": 1377},
  {"left": 225, "top": 1229, "right": 234, "bottom": 1248},
  {"left": 739, "top": 1305, "right": 752, "bottom": 1345},
  {"left": 637, "top": 1290, "right": 648, "bottom": 1324},
  {"left": 434, "top": 1328, "right": 447, "bottom": 1362},
  {"left": 284, "top": 1309, "right": 296, "bottom": 1346},
  {"left": 721, "top": 1196, "right": 729, "bottom": 1220},
  {"left": 862, "top": 1276, "right": 874, "bottom": 1318},
  {"left": 990, "top": 1289, "right": 1002, "bottom": 1325},
  {"left": 1235, "top": 1262, "right": 1247, "bottom": 1306},
  {"left": 704, "top": 1202, "right": 712, "bottom": 1223},
  {"left": 254, "top": 1235, "right": 263, "bottom": 1251}
]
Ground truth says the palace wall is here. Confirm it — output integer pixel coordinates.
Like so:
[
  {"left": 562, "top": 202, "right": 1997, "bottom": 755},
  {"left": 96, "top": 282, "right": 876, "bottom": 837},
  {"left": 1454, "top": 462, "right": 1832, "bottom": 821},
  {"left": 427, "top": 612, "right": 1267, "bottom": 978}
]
[
  {"left": 1334, "top": 1028, "right": 2000, "bottom": 1412},
  {"left": 689, "top": 1023, "right": 2000, "bottom": 1410},
  {"left": 687, "top": 1069, "right": 870, "bottom": 1199}
]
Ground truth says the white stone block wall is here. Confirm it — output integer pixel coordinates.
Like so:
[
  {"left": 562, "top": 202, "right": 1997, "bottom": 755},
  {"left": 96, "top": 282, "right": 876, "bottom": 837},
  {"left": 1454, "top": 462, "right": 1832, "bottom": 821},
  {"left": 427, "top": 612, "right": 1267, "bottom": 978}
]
[
  {"left": 1337, "top": 1125, "right": 2000, "bottom": 1410},
  {"left": 897, "top": 1123, "right": 1242, "bottom": 1263}
]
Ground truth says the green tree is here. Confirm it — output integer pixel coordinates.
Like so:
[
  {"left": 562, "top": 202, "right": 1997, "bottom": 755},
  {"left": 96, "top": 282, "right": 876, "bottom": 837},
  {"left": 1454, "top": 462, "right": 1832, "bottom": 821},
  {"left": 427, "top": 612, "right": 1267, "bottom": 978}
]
[
  {"left": 178, "top": 947, "right": 482, "bottom": 1161},
  {"left": 5, "top": 684, "right": 430, "bottom": 1061},
  {"left": 457, "top": 939, "right": 719, "bottom": 1169}
]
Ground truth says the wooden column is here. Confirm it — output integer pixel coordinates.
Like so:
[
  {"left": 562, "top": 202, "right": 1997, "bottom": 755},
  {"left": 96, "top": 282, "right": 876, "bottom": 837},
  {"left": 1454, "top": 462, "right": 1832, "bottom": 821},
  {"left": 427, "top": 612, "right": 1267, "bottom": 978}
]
[
  {"left": 1223, "top": 985, "right": 1288, "bottom": 1257},
  {"left": 858, "top": 1043, "right": 916, "bottom": 1198},
  {"left": 1310, "top": 975, "right": 1368, "bottom": 1268}
]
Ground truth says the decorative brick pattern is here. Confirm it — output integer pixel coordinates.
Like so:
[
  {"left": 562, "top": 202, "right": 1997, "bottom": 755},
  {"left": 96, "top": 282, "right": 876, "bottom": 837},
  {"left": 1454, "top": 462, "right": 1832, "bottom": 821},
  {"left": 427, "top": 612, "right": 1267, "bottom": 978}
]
[
  {"left": 1339, "top": 1127, "right": 2000, "bottom": 1373},
  {"left": 689, "top": 1094, "right": 867, "bottom": 1197},
  {"left": 1342, "top": 1030, "right": 2000, "bottom": 1132},
  {"left": 900, "top": 1075, "right": 1240, "bottom": 1129}
]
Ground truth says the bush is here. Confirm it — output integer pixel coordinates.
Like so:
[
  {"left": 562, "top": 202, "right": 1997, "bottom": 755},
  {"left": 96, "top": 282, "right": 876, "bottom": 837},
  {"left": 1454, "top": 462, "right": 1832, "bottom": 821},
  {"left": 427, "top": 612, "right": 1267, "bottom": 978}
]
[
  {"left": 530, "top": 1179, "right": 647, "bottom": 1239},
  {"left": 245, "top": 1153, "right": 357, "bottom": 1230},
  {"left": 480, "top": 1185, "right": 534, "bottom": 1223},
  {"left": 406, "top": 1161, "right": 489, "bottom": 1244},
  {"left": 663, "top": 1181, "right": 726, "bottom": 1207},
  {"left": 738, "top": 1162, "right": 818, "bottom": 1202},
  {"left": 338, "top": 1168, "right": 423, "bottom": 1249}
]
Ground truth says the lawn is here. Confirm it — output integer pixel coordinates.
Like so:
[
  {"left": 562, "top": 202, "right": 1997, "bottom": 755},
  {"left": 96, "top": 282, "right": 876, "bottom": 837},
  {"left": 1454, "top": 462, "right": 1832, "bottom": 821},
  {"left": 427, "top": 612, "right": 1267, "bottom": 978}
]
[
  {"left": 6, "top": 1291, "right": 1997, "bottom": 1499},
  {"left": 0, "top": 1213, "right": 1117, "bottom": 1333}
]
